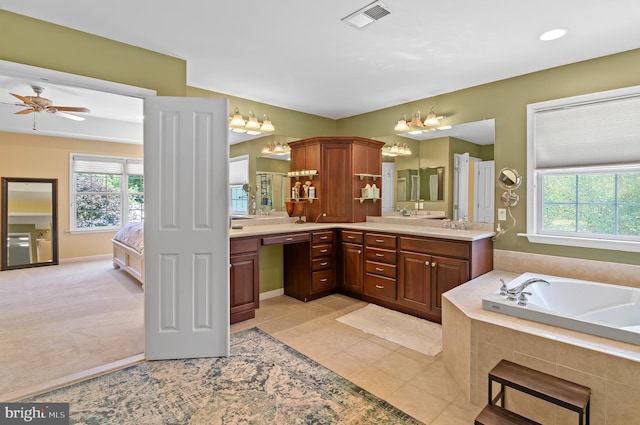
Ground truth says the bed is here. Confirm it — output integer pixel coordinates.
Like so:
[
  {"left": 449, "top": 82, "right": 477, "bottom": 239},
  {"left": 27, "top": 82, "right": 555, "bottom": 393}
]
[{"left": 112, "top": 222, "right": 144, "bottom": 285}]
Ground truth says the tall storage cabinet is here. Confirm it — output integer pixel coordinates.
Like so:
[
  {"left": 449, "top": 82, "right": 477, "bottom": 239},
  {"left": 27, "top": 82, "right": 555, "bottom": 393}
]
[{"left": 288, "top": 137, "right": 384, "bottom": 222}]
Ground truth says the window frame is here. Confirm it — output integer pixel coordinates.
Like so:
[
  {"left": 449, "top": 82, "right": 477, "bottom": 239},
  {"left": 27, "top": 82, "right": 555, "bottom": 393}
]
[
  {"left": 69, "top": 153, "right": 144, "bottom": 233},
  {"left": 524, "top": 86, "right": 640, "bottom": 253},
  {"left": 229, "top": 155, "right": 249, "bottom": 215}
]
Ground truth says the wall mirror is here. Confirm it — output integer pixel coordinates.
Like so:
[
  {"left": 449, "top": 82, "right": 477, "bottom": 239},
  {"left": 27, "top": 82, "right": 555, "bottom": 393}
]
[
  {"left": 396, "top": 164, "right": 444, "bottom": 202},
  {"left": 1, "top": 177, "right": 58, "bottom": 270}
]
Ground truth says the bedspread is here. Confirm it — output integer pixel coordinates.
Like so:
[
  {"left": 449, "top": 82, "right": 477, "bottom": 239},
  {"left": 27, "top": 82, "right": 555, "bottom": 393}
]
[{"left": 113, "top": 222, "right": 144, "bottom": 254}]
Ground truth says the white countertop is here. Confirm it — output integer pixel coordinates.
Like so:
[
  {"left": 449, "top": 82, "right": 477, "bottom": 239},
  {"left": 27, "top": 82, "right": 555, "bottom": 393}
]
[{"left": 230, "top": 220, "right": 495, "bottom": 241}]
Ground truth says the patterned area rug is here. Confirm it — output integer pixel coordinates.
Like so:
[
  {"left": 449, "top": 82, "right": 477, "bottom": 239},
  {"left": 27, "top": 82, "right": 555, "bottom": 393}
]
[
  {"left": 336, "top": 304, "right": 442, "bottom": 356},
  {"left": 26, "top": 328, "right": 423, "bottom": 424}
]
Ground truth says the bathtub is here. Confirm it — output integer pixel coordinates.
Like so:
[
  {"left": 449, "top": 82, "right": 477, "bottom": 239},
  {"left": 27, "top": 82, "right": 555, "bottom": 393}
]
[{"left": 482, "top": 272, "right": 640, "bottom": 345}]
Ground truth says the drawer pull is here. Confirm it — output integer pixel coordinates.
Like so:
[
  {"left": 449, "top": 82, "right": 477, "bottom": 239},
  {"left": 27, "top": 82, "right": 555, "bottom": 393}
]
[
  {"left": 285, "top": 237, "right": 293, "bottom": 241},
  {"left": 425, "top": 261, "right": 430, "bottom": 266},
  {"left": 320, "top": 262, "right": 328, "bottom": 266},
  {"left": 375, "top": 267, "right": 384, "bottom": 272},
  {"left": 320, "top": 278, "right": 328, "bottom": 282},
  {"left": 375, "top": 253, "right": 384, "bottom": 257},
  {"left": 320, "top": 236, "right": 328, "bottom": 240},
  {"left": 375, "top": 284, "right": 385, "bottom": 289},
  {"left": 347, "top": 235, "right": 355, "bottom": 239},
  {"left": 376, "top": 239, "right": 384, "bottom": 243},
  {"left": 320, "top": 249, "right": 328, "bottom": 253}
]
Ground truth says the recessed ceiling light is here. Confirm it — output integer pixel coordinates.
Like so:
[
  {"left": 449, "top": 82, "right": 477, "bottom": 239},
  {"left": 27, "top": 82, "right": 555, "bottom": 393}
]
[{"left": 539, "top": 28, "right": 568, "bottom": 41}]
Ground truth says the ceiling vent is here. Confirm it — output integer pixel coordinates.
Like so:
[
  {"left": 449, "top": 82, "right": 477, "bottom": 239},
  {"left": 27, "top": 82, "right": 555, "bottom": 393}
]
[{"left": 341, "top": 1, "right": 391, "bottom": 30}]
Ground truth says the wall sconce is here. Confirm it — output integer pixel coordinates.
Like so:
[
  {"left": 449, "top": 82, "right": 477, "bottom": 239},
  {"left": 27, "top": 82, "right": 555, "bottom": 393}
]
[{"left": 229, "top": 108, "right": 275, "bottom": 135}]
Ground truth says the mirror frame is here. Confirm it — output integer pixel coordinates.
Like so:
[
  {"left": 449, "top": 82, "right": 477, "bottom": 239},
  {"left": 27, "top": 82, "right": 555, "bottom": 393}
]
[{"left": 1, "top": 177, "right": 59, "bottom": 271}]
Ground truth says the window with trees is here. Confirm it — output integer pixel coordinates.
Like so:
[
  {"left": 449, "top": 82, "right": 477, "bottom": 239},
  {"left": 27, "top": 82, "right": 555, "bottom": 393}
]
[
  {"left": 229, "top": 155, "right": 249, "bottom": 214},
  {"left": 525, "top": 86, "right": 640, "bottom": 252},
  {"left": 71, "top": 154, "right": 144, "bottom": 232}
]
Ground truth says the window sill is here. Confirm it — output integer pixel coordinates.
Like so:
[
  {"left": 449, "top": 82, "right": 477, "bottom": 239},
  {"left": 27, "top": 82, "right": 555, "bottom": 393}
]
[
  {"left": 68, "top": 228, "right": 119, "bottom": 235},
  {"left": 518, "top": 233, "right": 640, "bottom": 253}
]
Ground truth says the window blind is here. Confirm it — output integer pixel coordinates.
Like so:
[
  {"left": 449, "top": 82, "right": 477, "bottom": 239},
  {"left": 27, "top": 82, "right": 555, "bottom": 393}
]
[
  {"left": 534, "top": 95, "right": 640, "bottom": 168},
  {"left": 229, "top": 156, "right": 249, "bottom": 185},
  {"left": 125, "top": 159, "right": 144, "bottom": 175},
  {"left": 72, "top": 155, "right": 123, "bottom": 174}
]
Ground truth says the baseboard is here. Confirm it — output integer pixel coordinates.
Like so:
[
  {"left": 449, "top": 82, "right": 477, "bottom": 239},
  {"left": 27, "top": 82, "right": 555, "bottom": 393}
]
[
  {"left": 60, "top": 254, "right": 112, "bottom": 263},
  {"left": 260, "top": 288, "right": 284, "bottom": 301}
]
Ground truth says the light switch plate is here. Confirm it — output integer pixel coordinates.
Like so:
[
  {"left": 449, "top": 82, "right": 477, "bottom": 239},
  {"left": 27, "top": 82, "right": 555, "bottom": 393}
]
[{"left": 498, "top": 208, "right": 507, "bottom": 221}]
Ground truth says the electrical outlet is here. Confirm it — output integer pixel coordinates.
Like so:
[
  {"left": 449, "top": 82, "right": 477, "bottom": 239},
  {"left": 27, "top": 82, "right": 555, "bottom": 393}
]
[{"left": 498, "top": 208, "right": 507, "bottom": 221}]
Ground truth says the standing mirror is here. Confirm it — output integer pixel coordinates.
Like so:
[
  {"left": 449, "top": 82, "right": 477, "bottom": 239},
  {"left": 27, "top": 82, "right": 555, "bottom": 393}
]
[{"left": 1, "top": 178, "right": 58, "bottom": 270}]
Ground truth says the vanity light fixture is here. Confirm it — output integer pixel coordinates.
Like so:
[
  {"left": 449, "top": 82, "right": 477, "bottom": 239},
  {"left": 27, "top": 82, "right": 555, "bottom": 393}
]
[
  {"left": 393, "top": 107, "right": 450, "bottom": 134},
  {"left": 261, "top": 141, "right": 290, "bottom": 156},
  {"left": 382, "top": 142, "right": 412, "bottom": 157},
  {"left": 229, "top": 107, "right": 276, "bottom": 134}
]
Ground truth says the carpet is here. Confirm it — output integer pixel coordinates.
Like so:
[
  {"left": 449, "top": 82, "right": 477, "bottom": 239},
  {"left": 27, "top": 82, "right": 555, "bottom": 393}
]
[
  {"left": 335, "top": 304, "right": 442, "bottom": 357},
  {"left": 25, "top": 328, "right": 423, "bottom": 424}
]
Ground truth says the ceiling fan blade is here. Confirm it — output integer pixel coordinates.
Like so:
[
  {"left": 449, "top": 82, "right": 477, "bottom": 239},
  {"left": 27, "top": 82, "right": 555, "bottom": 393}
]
[
  {"left": 15, "top": 108, "right": 34, "bottom": 115},
  {"left": 54, "top": 111, "right": 85, "bottom": 121},
  {"left": 10, "top": 93, "right": 38, "bottom": 107},
  {"left": 50, "top": 106, "right": 90, "bottom": 113}
]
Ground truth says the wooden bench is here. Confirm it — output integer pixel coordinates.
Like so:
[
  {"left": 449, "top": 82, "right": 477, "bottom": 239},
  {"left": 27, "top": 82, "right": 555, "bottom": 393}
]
[{"left": 475, "top": 359, "right": 591, "bottom": 425}]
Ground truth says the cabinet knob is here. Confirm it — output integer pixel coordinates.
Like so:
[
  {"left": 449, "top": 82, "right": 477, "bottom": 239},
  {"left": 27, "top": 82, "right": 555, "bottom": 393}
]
[
  {"left": 425, "top": 261, "right": 430, "bottom": 266},
  {"left": 431, "top": 262, "right": 437, "bottom": 268},
  {"left": 357, "top": 250, "right": 362, "bottom": 254}
]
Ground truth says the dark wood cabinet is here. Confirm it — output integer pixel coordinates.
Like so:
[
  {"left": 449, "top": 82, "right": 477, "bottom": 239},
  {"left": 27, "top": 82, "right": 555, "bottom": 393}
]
[
  {"left": 288, "top": 137, "right": 384, "bottom": 223},
  {"left": 398, "top": 250, "right": 431, "bottom": 311},
  {"left": 364, "top": 233, "right": 397, "bottom": 302},
  {"left": 230, "top": 237, "right": 259, "bottom": 324},
  {"left": 340, "top": 230, "right": 364, "bottom": 294},
  {"left": 282, "top": 230, "right": 336, "bottom": 302}
]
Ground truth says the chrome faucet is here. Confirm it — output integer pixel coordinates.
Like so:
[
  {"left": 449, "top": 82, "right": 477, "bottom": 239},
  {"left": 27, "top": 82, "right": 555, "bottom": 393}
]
[{"left": 506, "top": 277, "right": 550, "bottom": 301}]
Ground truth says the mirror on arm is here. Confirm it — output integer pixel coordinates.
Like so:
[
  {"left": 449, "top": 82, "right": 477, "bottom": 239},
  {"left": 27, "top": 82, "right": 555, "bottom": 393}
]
[{"left": 1, "top": 177, "right": 58, "bottom": 270}]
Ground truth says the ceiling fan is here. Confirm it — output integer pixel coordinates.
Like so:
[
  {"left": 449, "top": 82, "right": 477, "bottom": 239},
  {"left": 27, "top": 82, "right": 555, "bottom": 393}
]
[{"left": 8, "top": 85, "right": 90, "bottom": 121}]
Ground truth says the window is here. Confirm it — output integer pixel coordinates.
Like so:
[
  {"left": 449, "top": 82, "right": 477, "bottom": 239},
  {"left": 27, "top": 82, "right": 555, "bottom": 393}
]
[
  {"left": 229, "top": 155, "right": 249, "bottom": 214},
  {"left": 71, "top": 154, "right": 144, "bottom": 232},
  {"left": 525, "top": 86, "right": 640, "bottom": 252}
]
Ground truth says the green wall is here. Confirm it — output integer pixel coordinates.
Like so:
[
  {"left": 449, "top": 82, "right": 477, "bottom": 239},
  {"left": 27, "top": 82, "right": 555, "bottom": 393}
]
[{"left": 2, "top": 9, "right": 639, "bottom": 267}]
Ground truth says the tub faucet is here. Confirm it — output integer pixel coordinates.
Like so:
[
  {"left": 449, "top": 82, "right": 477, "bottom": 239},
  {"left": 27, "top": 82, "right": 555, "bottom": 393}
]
[{"left": 506, "top": 277, "right": 550, "bottom": 301}]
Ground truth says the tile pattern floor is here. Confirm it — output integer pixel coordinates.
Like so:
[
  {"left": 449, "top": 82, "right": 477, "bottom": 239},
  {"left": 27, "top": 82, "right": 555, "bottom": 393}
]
[{"left": 231, "top": 294, "right": 483, "bottom": 425}]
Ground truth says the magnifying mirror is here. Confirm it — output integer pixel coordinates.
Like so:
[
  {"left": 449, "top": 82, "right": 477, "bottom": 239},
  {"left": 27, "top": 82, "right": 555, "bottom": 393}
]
[{"left": 497, "top": 168, "right": 522, "bottom": 191}]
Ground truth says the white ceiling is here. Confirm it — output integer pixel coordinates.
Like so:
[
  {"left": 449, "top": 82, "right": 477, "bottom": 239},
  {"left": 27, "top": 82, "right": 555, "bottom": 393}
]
[{"left": 1, "top": 0, "right": 639, "bottom": 142}]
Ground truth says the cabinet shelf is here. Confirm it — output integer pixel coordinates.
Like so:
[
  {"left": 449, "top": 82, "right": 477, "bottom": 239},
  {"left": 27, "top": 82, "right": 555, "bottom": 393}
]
[
  {"left": 288, "top": 171, "right": 318, "bottom": 180},
  {"left": 290, "top": 197, "right": 318, "bottom": 203},
  {"left": 354, "top": 197, "right": 380, "bottom": 204},
  {"left": 355, "top": 173, "right": 382, "bottom": 181}
]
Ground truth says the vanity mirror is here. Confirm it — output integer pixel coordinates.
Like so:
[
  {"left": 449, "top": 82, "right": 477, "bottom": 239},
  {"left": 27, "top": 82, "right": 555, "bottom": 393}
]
[
  {"left": 396, "top": 164, "right": 444, "bottom": 202},
  {"left": 1, "top": 177, "right": 58, "bottom": 270}
]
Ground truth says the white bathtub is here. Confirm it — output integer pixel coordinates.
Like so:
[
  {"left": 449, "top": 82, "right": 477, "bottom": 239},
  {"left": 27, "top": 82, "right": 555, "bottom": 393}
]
[{"left": 482, "top": 272, "right": 640, "bottom": 345}]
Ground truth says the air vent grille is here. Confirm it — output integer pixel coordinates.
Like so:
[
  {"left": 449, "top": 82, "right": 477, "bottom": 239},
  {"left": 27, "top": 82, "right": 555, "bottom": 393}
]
[{"left": 341, "top": 1, "right": 391, "bottom": 30}]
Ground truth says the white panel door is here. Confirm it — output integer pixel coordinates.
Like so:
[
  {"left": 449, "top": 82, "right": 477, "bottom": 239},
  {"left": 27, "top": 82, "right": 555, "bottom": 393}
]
[
  {"left": 382, "top": 162, "right": 395, "bottom": 213},
  {"left": 453, "top": 153, "right": 469, "bottom": 221},
  {"left": 144, "top": 96, "right": 230, "bottom": 360},
  {"left": 475, "top": 160, "right": 495, "bottom": 223}
]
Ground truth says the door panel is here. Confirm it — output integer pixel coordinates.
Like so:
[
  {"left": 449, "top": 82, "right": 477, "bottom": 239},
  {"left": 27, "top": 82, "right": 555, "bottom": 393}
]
[{"left": 144, "top": 96, "right": 229, "bottom": 360}]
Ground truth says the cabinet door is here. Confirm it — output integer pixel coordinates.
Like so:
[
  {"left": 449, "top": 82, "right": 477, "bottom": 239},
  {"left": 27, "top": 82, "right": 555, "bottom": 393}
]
[
  {"left": 341, "top": 242, "right": 363, "bottom": 293},
  {"left": 229, "top": 252, "right": 259, "bottom": 324},
  {"left": 398, "top": 250, "right": 432, "bottom": 311},
  {"left": 430, "top": 255, "right": 469, "bottom": 316},
  {"left": 322, "top": 143, "right": 351, "bottom": 222}
]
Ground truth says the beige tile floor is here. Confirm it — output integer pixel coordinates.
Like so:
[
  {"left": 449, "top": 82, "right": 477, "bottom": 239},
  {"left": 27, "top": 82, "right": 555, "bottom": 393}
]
[{"left": 231, "top": 293, "right": 483, "bottom": 424}]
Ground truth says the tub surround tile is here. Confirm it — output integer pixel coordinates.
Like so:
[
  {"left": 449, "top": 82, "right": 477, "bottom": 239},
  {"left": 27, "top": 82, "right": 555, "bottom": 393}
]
[{"left": 443, "top": 259, "right": 640, "bottom": 424}]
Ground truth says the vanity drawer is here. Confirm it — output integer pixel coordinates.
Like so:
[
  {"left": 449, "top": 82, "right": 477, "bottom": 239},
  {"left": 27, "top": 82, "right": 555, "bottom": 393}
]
[
  {"left": 365, "top": 233, "right": 397, "bottom": 250},
  {"left": 365, "top": 260, "right": 396, "bottom": 278},
  {"left": 399, "top": 236, "right": 469, "bottom": 259},
  {"left": 312, "top": 231, "right": 334, "bottom": 245},
  {"left": 312, "top": 244, "right": 333, "bottom": 258},
  {"left": 365, "top": 247, "right": 396, "bottom": 264},
  {"left": 312, "top": 256, "right": 333, "bottom": 271},
  {"left": 312, "top": 269, "right": 334, "bottom": 293},
  {"left": 341, "top": 230, "right": 363, "bottom": 244},
  {"left": 262, "top": 232, "right": 310, "bottom": 245},
  {"left": 230, "top": 237, "right": 259, "bottom": 255},
  {"left": 364, "top": 274, "right": 397, "bottom": 301}
]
